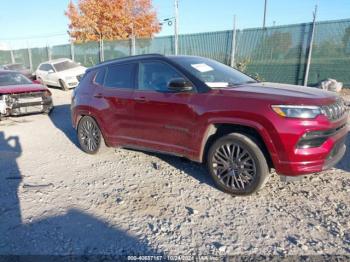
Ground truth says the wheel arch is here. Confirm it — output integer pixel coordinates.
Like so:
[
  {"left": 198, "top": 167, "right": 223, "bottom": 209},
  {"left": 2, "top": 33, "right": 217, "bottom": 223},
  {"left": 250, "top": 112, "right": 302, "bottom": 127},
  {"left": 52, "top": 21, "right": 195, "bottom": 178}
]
[{"left": 199, "top": 121, "right": 276, "bottom": 170}]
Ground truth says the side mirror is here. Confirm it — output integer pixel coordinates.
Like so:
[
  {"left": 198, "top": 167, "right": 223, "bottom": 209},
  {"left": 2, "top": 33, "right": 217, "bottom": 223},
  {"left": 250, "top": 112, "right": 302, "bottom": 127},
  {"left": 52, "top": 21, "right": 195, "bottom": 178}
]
[
  {"left": 168, "top": 78, "right": 193, "bottom": 92},
  {"left": 32, "top": 80, "right": 41, "bottom": 84},
  {"left": 48, "top": 69, "right": 54, "bottom": 74}
]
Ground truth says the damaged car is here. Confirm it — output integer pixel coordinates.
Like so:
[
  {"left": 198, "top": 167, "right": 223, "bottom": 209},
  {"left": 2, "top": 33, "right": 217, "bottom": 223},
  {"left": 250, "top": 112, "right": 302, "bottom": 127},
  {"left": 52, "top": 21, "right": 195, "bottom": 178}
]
[{"left": 0, "top": 70, "right": 53, "bottom": 119}]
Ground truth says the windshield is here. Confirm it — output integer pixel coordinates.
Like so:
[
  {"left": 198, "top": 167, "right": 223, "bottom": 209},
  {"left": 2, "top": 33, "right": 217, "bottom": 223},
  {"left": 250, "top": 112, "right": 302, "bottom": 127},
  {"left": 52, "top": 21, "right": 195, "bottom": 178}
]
[
  {"left": 53, "top": 60, "right": 79, "bottom": 72},
  {"left": 171, "top": 56, "right": 257, "bottom": 88},
  {"left": 0, "top": 72, "right": 32, "bottom": 86},
  {"left": 6, "top": 64, "right": 26, "bottom": 70}
]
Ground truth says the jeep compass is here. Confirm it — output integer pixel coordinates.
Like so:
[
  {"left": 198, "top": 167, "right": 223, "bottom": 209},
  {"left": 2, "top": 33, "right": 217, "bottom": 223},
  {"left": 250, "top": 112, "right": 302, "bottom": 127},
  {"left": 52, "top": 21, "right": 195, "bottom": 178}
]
[{"left": 71, "top": 54, "right": 349, "bottom": 195}]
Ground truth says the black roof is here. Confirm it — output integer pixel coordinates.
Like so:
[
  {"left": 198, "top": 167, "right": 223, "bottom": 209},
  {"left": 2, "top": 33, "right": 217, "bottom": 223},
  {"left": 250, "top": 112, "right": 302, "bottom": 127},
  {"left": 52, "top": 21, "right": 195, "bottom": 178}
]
[
  {"left": 86, "top": 54, "right": 205, "bottom": 72},
  {"left": 86, "top": 53, "right": 165, "bottom": 72}
]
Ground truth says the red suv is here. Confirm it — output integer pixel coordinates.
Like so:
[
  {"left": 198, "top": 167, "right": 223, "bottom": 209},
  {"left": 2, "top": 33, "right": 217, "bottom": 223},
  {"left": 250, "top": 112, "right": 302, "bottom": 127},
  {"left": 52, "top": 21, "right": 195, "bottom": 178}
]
[{"left": 71, "top": 54, "right": 349, "bottom": 195}]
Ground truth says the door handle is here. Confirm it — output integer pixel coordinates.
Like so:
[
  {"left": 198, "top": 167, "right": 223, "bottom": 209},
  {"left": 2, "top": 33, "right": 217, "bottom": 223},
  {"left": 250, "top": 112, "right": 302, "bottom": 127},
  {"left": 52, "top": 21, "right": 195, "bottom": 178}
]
[
  {"left": 94, "top": 93, "right": 103, "bottom": 98},
  {"left": 135, "top": 96, "right": 147, "bottom": 103}
]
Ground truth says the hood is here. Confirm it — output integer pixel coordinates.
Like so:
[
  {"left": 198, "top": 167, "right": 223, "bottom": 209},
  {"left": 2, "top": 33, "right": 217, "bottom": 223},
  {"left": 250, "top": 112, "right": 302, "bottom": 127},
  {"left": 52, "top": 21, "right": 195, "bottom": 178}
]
[
  {"left": 220, "top": 82, "right": 338, "bottom": 105},
  {"left": 0, "top": 84, "right": 48, "bottom": 94}
]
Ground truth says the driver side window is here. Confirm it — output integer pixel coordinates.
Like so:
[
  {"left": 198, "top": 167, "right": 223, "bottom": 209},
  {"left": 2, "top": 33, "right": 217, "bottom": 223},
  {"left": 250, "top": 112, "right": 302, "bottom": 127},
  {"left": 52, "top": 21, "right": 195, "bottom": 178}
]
[{"left": 138, "top": 61, "right": 183, "bottom": 92}]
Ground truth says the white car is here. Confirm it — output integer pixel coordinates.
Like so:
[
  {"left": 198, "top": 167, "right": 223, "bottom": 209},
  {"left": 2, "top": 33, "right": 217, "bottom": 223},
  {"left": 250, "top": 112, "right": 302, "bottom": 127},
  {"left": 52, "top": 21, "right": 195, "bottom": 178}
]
[{"left": 35, "top": 58, "right": 87, "bottom": 90}]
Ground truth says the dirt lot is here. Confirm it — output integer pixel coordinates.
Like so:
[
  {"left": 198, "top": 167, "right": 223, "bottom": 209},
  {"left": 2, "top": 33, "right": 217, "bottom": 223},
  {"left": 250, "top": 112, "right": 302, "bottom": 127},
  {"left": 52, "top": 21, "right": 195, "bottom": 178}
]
[{"left": 0, "top": 88, "right": 350, "bottom": 257}]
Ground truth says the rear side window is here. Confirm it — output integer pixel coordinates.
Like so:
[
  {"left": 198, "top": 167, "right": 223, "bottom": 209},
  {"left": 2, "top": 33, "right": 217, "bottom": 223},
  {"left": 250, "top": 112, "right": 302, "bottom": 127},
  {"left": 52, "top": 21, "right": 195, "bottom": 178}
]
[
  {"left": 39, "top": 64, "right": 54, "bottom": 71},
  {"left": 39, "top": 64, "right": 47, "bottom": 71},
  {"left": 104, "top": 63, "right": 135, "bottom": 89},
  {"left": 94, "top": 68, "right": 106, "bottom": 85}
]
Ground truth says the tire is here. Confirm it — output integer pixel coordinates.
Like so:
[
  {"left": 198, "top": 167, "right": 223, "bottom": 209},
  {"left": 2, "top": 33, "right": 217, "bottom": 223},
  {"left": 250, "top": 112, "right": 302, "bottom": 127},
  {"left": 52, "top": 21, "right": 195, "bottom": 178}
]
[
  {"left": 77, "top": 116, "right": 106, "bottom": 154},
  {"left": 207, "top": 133, "right": 269, "bottom": 195},
  {"left": 59, "top": 79, "right": 69, "bottom": 91}
]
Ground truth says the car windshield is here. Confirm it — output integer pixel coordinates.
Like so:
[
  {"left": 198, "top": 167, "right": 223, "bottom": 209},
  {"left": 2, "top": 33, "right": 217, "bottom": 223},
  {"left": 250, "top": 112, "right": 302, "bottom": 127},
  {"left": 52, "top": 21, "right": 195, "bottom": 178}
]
[
  {"left": 0, "top": 72, "right": 32, "bottom": 86},
  {"left": 171, "top": 56, "right": 257, "bottom": 88},
  {"left": 6, "top": 64, "right": 26, "bottom": 70},
  {"left": 53, "top": 60, "right": 79, "bottom": 72}
]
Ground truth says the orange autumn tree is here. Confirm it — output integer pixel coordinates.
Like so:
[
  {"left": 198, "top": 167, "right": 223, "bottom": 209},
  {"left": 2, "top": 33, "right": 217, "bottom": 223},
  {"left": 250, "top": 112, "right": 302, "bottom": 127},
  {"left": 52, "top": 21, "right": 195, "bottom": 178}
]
[{"left": 65, "top": 0, "right": 161, "bottom": 43}]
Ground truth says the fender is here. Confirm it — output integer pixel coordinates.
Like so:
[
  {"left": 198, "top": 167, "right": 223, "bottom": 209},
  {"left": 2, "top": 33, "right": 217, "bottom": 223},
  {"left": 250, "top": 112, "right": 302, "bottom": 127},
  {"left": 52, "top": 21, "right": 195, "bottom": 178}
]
[{"left": 198, "top": 117, "right": 279, "bottom": 166}]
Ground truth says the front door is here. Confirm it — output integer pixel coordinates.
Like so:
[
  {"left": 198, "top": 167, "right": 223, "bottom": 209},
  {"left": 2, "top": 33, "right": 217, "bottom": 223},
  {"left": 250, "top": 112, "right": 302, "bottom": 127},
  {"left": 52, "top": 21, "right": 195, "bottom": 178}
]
[{"left": 129, "top": 60, "right": 198, "bottom": 156}]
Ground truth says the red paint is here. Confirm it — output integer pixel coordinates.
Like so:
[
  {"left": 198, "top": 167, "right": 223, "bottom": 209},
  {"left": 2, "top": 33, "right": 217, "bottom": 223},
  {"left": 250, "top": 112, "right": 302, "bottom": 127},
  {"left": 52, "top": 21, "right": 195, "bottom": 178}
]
[
  {"left": 71, "top": 55, "right": 349, "bottom": 177},
  {"left": 0, "top": 84, "right": 49, "bottom": 94}
]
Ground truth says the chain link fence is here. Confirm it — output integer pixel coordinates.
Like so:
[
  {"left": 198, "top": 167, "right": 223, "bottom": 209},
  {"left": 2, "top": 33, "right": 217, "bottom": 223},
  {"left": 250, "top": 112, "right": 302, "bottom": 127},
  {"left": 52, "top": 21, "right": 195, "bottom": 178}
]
[{"left": 0, "top": 18, "right": 349, "bottom": 86}]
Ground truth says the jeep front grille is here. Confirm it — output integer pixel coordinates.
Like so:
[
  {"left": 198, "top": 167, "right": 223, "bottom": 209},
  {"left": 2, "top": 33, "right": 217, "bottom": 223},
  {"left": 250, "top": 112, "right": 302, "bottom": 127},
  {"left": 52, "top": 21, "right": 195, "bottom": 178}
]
[{"left": 321, "top": 99, "right": 347, "bottom": 121}]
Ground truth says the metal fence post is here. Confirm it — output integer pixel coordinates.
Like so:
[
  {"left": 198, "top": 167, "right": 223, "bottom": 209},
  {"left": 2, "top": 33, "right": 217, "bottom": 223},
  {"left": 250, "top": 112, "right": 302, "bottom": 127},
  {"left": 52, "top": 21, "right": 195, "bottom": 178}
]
[
  {"left": 47, "top": 45, "right": 52, "bottom": 61},
  {"left": 28, "top": 46, "right": 33, "bottom": 71},
  {"left": 99, "top": 37, "right": 104, "bottom": 62},
  {"left": 230, "top": 15, "right": 237, "bottom": 67},
  {"left": 70, "top": 42, "right": 75, "bottom": 61},
  {"left": 304, "top": 5, "right": 317, "bottom": 86},
  {"left": 10, "top": 49, "right": 15, "bottom": 63}
]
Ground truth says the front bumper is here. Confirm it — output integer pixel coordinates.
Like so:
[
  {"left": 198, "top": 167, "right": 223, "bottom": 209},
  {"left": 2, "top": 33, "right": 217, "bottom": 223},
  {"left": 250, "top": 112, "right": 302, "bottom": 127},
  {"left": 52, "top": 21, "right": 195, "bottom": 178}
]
[
  {"left": 0, "top": 92, "right": 53, "bottom": 117},
  {"left": 272, "top": 114, "right": 349, "bottom": 176}
]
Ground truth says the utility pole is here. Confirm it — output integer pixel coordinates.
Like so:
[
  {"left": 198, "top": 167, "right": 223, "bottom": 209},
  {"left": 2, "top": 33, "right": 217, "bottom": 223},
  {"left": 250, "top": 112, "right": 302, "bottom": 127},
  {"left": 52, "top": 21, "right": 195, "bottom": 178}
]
[
  {"left": 263, "top": 0, "right": 267, "bottom": 28},
  {"left": 174, "top": 0, "right": 179, "bottom": 55},
  {"left": 304, "top": 5, "right": 317, "bottom": 86},
  {"left": 230, "top": 15, "right": 237, "bottom": 68}
]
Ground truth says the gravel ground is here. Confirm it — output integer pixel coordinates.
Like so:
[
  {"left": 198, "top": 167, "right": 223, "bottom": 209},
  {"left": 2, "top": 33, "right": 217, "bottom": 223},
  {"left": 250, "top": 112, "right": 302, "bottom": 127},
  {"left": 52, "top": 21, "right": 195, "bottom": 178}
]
[{"left": 0, "top": 88, "right": 349, "bottom": 257}]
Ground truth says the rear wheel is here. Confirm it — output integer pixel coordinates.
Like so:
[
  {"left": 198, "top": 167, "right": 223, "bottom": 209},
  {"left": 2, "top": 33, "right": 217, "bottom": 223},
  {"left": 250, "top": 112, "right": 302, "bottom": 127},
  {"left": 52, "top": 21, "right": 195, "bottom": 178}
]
[
  {"left": 207, "top": 133, "right": 269, "bottom": 195},
  {"left": 59, "top": 79, "right": 69, "bottom": 91},
  {"left": 77, "top": 116, "right": 105, "bottom": 154}
]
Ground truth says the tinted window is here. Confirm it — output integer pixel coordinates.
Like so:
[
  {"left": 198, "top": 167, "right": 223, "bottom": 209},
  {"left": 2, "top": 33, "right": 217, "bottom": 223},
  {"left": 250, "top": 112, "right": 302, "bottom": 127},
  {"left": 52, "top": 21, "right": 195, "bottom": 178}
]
[
  {"left": 39, "top": 64, "right": 47, "bottom": 71},
  {"left": 138, "top": 61, "right": 183, "bottom": 92},
  {"left": 39, "top": 64, "right": 54, "bottom": 72},
  {"left": 104, "top": 64, "right": 135, "bottom": 89},
  {"left": 94, "top": 68, "right": 106, "bottom": 85}
]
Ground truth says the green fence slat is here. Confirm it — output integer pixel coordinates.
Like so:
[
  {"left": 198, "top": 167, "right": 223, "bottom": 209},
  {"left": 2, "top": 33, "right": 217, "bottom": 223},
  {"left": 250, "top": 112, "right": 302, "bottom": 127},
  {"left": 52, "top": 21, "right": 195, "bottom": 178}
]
[{"left": 3, "top": 18, "right": 349, "bottom": 86}]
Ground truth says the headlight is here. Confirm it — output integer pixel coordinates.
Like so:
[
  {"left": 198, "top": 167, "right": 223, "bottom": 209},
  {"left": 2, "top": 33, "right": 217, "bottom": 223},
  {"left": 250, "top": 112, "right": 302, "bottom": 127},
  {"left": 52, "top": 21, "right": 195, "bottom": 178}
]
[{"left": 271, "top": 105, "right": 322, "bottom": 119}]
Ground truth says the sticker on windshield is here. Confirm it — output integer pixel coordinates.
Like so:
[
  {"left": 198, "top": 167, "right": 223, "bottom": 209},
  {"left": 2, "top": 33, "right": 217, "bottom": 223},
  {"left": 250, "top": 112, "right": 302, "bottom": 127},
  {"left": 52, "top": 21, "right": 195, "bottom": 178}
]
[
  {"left": 191, "top": 63, "right": 214, "bottom": 73},
  {"left": 205, "top": 82, "right": 229, "bottom": 88}
]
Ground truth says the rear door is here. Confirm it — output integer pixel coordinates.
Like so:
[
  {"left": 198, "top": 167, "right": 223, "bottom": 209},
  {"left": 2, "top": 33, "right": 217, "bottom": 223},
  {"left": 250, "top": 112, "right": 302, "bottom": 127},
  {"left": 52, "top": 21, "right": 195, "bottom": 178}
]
[
  {"left": 129, "top": 60, "right": 198, "bottom": 156},
  {"left": 91, "top": 63, "right": 136, "bottom": 145},
  {"left": 36, "top": 64, "right": 49, "bottom": 84}
]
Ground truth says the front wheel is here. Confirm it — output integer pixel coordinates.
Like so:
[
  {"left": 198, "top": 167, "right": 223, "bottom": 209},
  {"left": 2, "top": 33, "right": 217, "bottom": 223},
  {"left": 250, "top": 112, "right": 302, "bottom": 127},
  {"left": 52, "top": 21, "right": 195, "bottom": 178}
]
[
  {"left": 59, "top": 79, "right": 69, "bottom": 91},
  {"left": 207, "top": 133, "right": 269, "bottom": 195},
  {"left": 77, "top": 116, "right": 105, "bottom": 154}
]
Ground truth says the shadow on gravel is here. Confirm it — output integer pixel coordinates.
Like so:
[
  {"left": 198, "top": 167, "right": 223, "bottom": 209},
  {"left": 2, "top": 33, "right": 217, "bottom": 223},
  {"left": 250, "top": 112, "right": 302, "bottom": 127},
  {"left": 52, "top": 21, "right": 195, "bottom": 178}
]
[
  {"left": 336, "top": 134, "right": 350, "bottom": 172},
  {"left": 158, "top": 155, "right": 217, "bottom": 188},
  {"left": 49, "top": 104, "right": 79, "bottom": 148},
  {"left": 0, "top": 131, "right": 163, "bottom": 257},
  {"left": 126, "top": 148, "right": 218, "bottom": 191}
]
